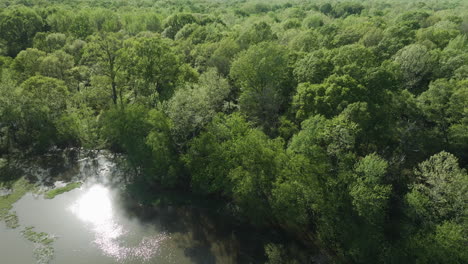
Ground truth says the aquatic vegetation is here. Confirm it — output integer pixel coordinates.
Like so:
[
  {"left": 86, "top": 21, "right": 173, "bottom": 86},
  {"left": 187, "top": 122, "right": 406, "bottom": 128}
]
[
  {"left": 21, "top": 226, "right": 55, "bottom": 245},
  {"left": 33, "top": 244, "right": 55, "bottom": 264},
  {"left": 0, "top": 177, "right": 55, "bottom": 263},
  {"left": 45, "top": 182, "right": 82, "bottom": 199},
  {"left": 21, "top": 226, "right": 55, "bottom": 264},
  {"left": 3, "top": 211, "right": 19, "bottom": 228},
  {"left": 0, "top": 178, "right": 35, "bottom": 227}
]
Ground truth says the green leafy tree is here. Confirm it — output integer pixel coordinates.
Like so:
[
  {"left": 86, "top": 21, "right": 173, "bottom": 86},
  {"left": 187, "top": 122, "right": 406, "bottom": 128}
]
[
  {"left": 447, "top": 80, "right": 468, "bottom": 159},
  {"left": 144, "top": 109, "right": 178, "bottom": 186},
  {"left": 101, "top": 104, "right": 177, "bottom": 186},
  {"left": 69, "top": 11, "right": 94, "bottom": 39},
  {"left": 33, "top": 32, "right": 67, "bottom": 53},
  {"left": 162, "top": 13, "right": 197, "bottom": 39},
  {"left": 122, "top": 12, "right": 162, "bottom": 35},
  {"left": 376, "top": 25, "right": 415, "bottom": 59},
  {"left": 332, "top": 2, "right": 364, "bottom": 18},
  {"left": 271, "top": 153, "right": 322, "bottom": 233},
  {"left": 184, "top": 113, "right": 285, "bottom": 223},
  {"left": 183, "top": 113, "right": 251, "bottom": 195},
  {"left": 101, "top": 104, "right": 151, "bottom": 162},
  {"left": 0, "top": 6, "right": 43, "bottom": 56},
  {"left": 393, "top": 44, "right": 437, "bottom": 92},
  {"left": 230, "top": 42, "right": 293, "bottom": 133},
  {"left": 293, "top": 49, "right": 333, "bottom": 84},
  {"left": 11, "top": 48, "right": 45, "bottom": 82},
  {"left": 166, "top": 68, "right": 231, "bottom": 143},
  {"left": 55, "top": 105, "right": 100, "bottom": 148},
  {"left": 207, "top": 38, "right": 241, "bottom": 76},
  {"left": 416, "top": 79, "right": 468, "bottom": 160},
  {"left": 65, "top": 39, "right": 87, "bottom": 64},
  {"left": 46, "top": 8, "right": 74, "bottom": 33},
  {"left": 302, "top": 14, "right": 324, "bottom": 29},
  {"left": 416, "top": 21, "right": 460, "bottom": 49},
  {"left": 91, "top": 8, "right": 122, "bottom": 32},
  {"left": 288, "top": 112, "right": 382, "bottom": 262},
  {"left": 293, "top": 74, "right": 366, "bottom": 120},
  {"left": 0, "top": 71, "right": 22, "bottom": 152},
  {"left": 406, "top": 151, "right": 467, "bottom": 223},
  {"left": 289, "top": 112, "right": 359, "bottom": 162},
  {"left": 361, "top": 28, "right": 384, "bottom": 48},
  {"left": 289, "top": 29, "right": 320, "bottom": 53},
  {"left": 437, "top": 35, "right": 468, "bottom": 79},
  {"left": 17, "top": 76, "right": 69, "bottom": 151},
  {"left": 320, "top": 3, "right": 333, "bottom": 15},
  {"left": 39, "top": 50, "right": 74, "bottom": 81},
  {"left": 82, "top": 32, "right": 124, "bottom": 104},
  {"left": 119, "top": 35, "right": 184, "bottom": 103},
  {"left": 405, "top": 152, "right": 468, "bottom": 263},
  {"left": 331, "top": 44, "right": 377, "bottom": 80},
  {"left": 418, "top": 79, "right": 454, "bottom": 145},
  {"left": 398, "top": 11, "right": 430, "bottom": 30},
  {"left": 350, "top": 154, "right": 391, "bottom": 225},
  {"left": 236, "top": 21, "right": 278, "bottom": 49}
]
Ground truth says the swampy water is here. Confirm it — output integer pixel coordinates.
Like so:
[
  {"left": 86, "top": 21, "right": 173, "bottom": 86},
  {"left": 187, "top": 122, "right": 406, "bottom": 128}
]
[{"left": 0, "top": 150, "right": 264, "bottom": 264}]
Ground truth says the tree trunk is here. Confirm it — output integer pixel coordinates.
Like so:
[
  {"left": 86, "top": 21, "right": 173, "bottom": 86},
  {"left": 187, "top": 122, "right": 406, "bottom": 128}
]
[{"left": 111, "top": 80, "right": 117, "bottom": 105}]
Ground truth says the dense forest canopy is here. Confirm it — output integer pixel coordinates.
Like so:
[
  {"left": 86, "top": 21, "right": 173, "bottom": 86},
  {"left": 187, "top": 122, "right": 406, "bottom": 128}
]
[{"left": 0, "top": 0, "right": 467, "bottom": 263}]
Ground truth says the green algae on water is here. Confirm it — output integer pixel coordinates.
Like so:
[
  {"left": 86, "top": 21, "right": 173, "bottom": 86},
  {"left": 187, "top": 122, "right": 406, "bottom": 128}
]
[
  {"left": 21, "top": 226, "right": 55, "bottom": 245},
  {"left": 33, "top": 244, "right": 55, "bottom": 264},
  {"left": 44, "top": 182, "right": 82, "bottom": 199},
  {"left": 3, "top": 211, "right": 19, "bottom": 228},
  {"left": 0, "top": 177, "right": 55, "bottom": 263},
  {"left": 21, "top": 226, "right": 55, "bottom": 264},
  {"left": 0, "top": 178, "right": 35, "bottom": 227}
]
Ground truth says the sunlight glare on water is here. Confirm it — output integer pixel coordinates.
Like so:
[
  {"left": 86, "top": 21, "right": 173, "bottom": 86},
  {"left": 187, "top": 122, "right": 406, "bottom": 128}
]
[
  {"left": 70, "top": 185, "right": 114, "bottom": 227},
  {"left": 69, "top": 184, "right": 167, "bottom": 262}
]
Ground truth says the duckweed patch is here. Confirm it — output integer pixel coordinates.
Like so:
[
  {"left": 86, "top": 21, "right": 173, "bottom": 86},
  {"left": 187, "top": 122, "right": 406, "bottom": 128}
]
[{"left": 45, "top": 182, "right": 82, "bottom": 199}]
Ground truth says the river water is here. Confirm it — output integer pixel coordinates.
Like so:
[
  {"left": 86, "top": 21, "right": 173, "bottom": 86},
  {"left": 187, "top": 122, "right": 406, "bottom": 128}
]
[{"left": 0, "top": 150, "right": 264, "bottom": 264}]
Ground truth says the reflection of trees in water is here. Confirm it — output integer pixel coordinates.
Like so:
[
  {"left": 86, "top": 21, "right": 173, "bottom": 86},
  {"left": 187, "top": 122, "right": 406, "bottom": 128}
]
[
  {"left": 163, "top": 209, "right": 237, "bottom": 264},
  {"left": 123, "top": 203, "right": 267, "bottom": 264},
  {"left": 10, "top": 149, "right": 128, "bottom": 187},
  {"left": 5, "top": 148, "right": 90, "bottom": 184}
]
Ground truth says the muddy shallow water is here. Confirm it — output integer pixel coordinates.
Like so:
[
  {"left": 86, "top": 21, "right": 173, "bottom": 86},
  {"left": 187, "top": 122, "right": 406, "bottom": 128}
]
[{"left": 0, "top": 150, "right": 264, "bottom": 264}]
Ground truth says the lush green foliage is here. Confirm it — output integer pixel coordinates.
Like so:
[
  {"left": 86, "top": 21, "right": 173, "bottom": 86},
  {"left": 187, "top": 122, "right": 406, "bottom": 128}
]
[{"left": 0, "top": 0, "right": 467, "bottom": 263}]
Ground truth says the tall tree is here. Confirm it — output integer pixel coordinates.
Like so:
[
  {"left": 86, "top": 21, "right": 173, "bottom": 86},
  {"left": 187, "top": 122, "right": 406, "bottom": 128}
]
[
  {"left": 119, "top": 35, "right": 184, "bottom": 104},
  {"left": 82, "top": 32, "right": 124, "bottom": 104},
  {"left": 394, "top": 44, "right": 436, "bottom": 93},
  {"left": 230, "top": 42, "right": 293, "bottom": 133}
]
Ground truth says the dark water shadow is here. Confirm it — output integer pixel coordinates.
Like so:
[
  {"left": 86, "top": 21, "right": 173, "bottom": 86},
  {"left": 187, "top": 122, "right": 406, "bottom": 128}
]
[{"left": 120, "top": 194, "right": 268, "bottom": 264}]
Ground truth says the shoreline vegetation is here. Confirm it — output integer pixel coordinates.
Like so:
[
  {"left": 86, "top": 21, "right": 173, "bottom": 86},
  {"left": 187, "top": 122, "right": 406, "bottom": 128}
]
[
  {"left": 0, "top": 178, "right": 35, "bottom": 228},
  {"left": 44, "top": 182, "right": 82, "bottom": 199},
  {"left": 0, "top": 177, "right": 55, "bottom": 264}
]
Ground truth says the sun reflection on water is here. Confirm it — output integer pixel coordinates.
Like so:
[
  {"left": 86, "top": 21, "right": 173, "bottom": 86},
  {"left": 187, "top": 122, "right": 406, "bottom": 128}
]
[{"left": 69, "top": 184, "right": 166, "bottom": 262}]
